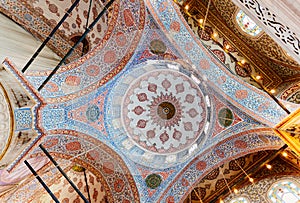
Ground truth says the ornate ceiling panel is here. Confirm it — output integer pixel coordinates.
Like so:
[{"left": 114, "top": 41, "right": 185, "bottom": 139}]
[
  {"left": 212, "top": 0, "right": 298, "bottom": 67},
  {"left": 177, "top": 0, "right": 300, "bottom": 98},
  {"left": 37, "top": 166, "right": 107, "bottom": 203},
  {"left": 1, "top": 0, "right": 299, "bottom": 202},
  {"left": 0, "top": 61, "right": 45, "bottom": 170},
  {"left": 146, "top": 0, "right": 288, "bottom": 126},
  {"left": 29, "top": 131, "right": 140, "bottom": 203},
  {"left": 184, "top": 149, "right": 300, "bottom": 202}
]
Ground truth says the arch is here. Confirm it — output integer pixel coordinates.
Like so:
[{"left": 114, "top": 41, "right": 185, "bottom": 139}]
[
  {"left": 157, "top": 128, "right": 283, "bottom": 202},
  {"left": 29, "top": 129, "right": 140, "bottom": 203},
  {"left": 280, "top": 82, "right": 300, "bottom": 104}
]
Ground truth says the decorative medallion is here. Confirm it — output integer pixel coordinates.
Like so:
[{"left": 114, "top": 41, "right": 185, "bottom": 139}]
[
  {"left": 149, "top": 39, "right": 167, "bottom": 55},
  {"left": 110, "top": 61, "right": 211, "bottom": 168},
  {"left": 145, "top": 173, "right": 162, "bottom": 189},
  {"left": 86, "top": 105, "right": 100, "bottom": 122},
  {"left": 72, "top": 165, "right": 85, "bottom": 172},
  {"left": 122, "top": 69, "right": 207, "bottom": 154},
  {"left": 236, "top": 10, "right": 262, "bottom": 37},
  {"left": 235, "top": 63, "right": 251, "bottom": 77},
  {"left": 218, "top": 108, "right": 234, "bottom": 128}
]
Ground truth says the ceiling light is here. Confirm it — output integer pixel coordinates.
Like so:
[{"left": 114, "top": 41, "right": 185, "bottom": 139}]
[
  {"left": 266, "top": 164, "right": 272, "bottom": 169},
  {"left": 220, "top": 199, "right": 224, "bottom": 203},
  {"left": 255, "top": 75, "right": 261, "bottom": 80},
  {"left": 199, "top": 19, "right": 204, "bottom": 24},
  {"left": 270, "top": 89, "right": 276, "bottom": 94},
  {"left": 282, "top": 151, "right": 288, "bottom": 157},
  {"left": 212, "top": 33, "right": 218, "bottom": 38},
  {"left": 225, "top": 44, "right": 230, "bottom": 50},
  {"left": 241, "top": 59, "right": 246, "bottom": 65},
  {"left": 249, "top": 177, "right": 254, "bottom": 182},
  {"left": 185, "top": 5, "right": 189, "bottom": 10},
  {"left": 233, "top": 188, "right": 238, "bottom": 194}
]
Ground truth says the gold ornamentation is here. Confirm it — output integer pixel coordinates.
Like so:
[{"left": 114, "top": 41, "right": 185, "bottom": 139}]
[{"left": 274, "top": 108, "right": 300, "bottom": 157}]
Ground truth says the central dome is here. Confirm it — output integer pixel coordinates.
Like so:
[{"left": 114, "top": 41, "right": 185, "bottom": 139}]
[{"left": 122, "top": 69, "right": 207, "bottom": 154}]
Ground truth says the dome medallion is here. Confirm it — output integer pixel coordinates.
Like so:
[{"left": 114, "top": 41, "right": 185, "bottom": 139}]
[
  {"left": 110, "top": 61, "right": 211, "bottom": 168},
  {"left": 123, "top": 70, "right": 206, "bottom": 154}
]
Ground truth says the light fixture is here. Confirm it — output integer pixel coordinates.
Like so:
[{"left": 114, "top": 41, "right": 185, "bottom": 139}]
[
  {"left": 266, "top": 164, "right": 272, "bottom": 169},
  {"left": 270, "top": 89, "right": 276, "bottom": 94},
  {"left": 233, "top": 188, "right": 238, "bottom": 194},
  {"left": 241, "top": 59, "right": 246, "bottom": 65},
  {"left": 185, "top": 4, "right": 189, "bottom": 10},
  {"left": 249, "top": 177, "right": 254, "bottom": 183},
  {"left": 212, "top": 32, "right": 218, "bottom": 38},
  {"left": 199, "top": 19, "right": 204, "bottom": 24},
  {"left": 282, "top": 151, "right": 288, "bottom": 157},
  {"left": 255, "top": 75, "right": 261, "bottom": 80},
  {"left": 225, "top": 44, "right": 230, "bottom": 50},
  {"left": 220, "top": 199, "right": 224, "bottom": 203}
]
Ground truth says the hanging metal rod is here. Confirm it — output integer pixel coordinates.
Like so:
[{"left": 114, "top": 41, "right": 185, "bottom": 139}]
[
  {"left": 39, "top": 144, "right": 90, "bottom": 203},
  {"left": 81, "top": 0, "right": 93, "bottom": 56},
  {"left": 24, "top": 160, "right": 60, "bottom": 203},
  {"left": 38, "top": 0, "right": 116, "bottom": 91},
  {"left": 83, "top": 168, "right": 92, "bottom": 203},
  {"left": 22, "top": 0, "right": 80, "bottom": 73}
]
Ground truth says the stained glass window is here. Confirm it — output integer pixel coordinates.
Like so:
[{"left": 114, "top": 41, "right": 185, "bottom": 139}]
[
  {"left": 236, "top": 10, "right": 262, "bottom": 36},
  {"left": 230, "top": 197, "right": 249, "bottom": 203},
  {"left": 268, "top": 180, "right": 300, "bottom": 203}
]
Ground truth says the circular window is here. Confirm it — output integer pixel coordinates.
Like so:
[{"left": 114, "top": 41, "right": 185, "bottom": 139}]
[{"left": 236, "top": 10, "right": 262, "bottom": 37}]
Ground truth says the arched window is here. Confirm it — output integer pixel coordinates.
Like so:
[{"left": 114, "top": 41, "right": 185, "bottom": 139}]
[
  {"left": 268, "top": 180, "right": 300, "bottom": 203},
  {"left": 236, "top": 10, "right": 262, "bottom": 37},
  {"left": 229, "top": 197, "right": 249, "bottom": 203}
]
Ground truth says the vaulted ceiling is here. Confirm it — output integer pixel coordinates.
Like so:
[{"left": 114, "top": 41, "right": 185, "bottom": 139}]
[{"left": 0, "top": 0, "right": 299, "bottom": 202}]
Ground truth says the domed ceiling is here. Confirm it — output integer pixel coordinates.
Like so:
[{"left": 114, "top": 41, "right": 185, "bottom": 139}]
[{"left": 0, "top": 0, "right": 299, "bottom": 202}]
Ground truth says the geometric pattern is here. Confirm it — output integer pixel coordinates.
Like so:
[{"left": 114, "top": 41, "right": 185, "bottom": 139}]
[
  {"left": 14, "top": 108, "right": 32, "bottom": 131},
  {"left": 37, "top": 169, "right": 107, "bottom": 203},
  {"left": 69, "top": 90, "right": 107, "bottom": 135},
  {"left": 1, "top": 60, "right": 44, "bottom": 172},
  {"left": 0, "top": 0, "right": 295, "bottom": 202},
  {"left": 212, "top": 95, "right": 243, "bottom": 137},
  {"left": 122, "top": 69, "right": 207, "bottom": 154},
  {"left": 26, "top": 0, "right": 146, "bottom": 104}
]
